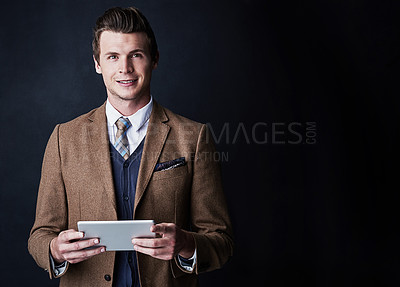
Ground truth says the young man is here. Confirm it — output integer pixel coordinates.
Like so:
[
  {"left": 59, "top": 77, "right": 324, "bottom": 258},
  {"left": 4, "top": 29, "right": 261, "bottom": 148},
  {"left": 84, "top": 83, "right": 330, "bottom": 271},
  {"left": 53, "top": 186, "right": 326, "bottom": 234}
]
[{"left": 28, "top": 6, "right": 233, "bottom": 287}]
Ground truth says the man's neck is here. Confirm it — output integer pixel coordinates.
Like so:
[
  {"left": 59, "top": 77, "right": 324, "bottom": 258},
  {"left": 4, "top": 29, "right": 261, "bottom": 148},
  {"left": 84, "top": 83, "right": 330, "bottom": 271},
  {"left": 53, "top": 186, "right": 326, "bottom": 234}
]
[{"left": 108, "top": 94, "right": 151, "bottom": 116}]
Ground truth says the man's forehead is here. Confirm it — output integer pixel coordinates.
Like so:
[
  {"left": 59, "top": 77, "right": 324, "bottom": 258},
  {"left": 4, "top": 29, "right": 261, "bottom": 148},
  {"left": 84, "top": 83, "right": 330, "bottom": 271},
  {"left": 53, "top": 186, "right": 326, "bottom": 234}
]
[{"left": 99, "top": 31, "right": 149, "bottom": 51}]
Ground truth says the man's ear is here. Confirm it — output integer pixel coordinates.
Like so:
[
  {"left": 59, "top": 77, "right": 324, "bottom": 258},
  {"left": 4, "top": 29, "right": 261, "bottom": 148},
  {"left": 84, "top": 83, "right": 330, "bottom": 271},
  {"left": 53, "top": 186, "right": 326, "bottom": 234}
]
[
  {"left": 93, "top": 55, "right": 102, "bottom": 74},
  {"left": 152, "top": 51, "right": 159, "bottom": 70}
]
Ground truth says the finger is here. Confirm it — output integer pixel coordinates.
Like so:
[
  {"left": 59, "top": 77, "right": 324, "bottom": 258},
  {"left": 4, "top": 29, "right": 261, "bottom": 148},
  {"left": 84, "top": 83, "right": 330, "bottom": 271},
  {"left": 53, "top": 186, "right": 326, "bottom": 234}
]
[
  {"left": 132, "top": 238, "right": 170, "bottom": 248},
  {"left": 59, "top": 238, "right": 100, "bottom": 253},
  {"left": 59, "top": 229, "right": 84, "bottom": 242},
  {"left": 133, "top": 244, "right": 174, "bottom": 260},
  {"left": 151, "top": 223, "right": 174, "bottom": 235},
  {"left": 75, "top": 238, "right": 101, "bottom": 250},
  {"left": 65, "top": 246, "right": 105, "bottom": 264}
]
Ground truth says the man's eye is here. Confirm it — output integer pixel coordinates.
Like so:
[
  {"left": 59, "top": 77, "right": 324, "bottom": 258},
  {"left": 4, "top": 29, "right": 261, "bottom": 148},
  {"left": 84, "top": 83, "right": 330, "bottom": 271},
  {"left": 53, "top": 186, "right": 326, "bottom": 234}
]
[
  {"left": 132, "top": 53, "right": 142, "bottom": 58},
  {"left": 108, "top": 55, "right": 117, "bottom": 60}
]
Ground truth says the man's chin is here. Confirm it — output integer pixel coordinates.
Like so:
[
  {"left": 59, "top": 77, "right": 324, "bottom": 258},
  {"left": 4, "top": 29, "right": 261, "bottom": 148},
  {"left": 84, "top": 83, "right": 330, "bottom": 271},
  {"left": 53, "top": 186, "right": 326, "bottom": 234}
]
[
  {"left": 118, "top": 96, "right": 137, "bottom": 101},
  {"left": 109, "top": 92, "right": 149, "bottom": 103},
  {"left": 109, "top": 92, "right": 137, "bottom": 101}
]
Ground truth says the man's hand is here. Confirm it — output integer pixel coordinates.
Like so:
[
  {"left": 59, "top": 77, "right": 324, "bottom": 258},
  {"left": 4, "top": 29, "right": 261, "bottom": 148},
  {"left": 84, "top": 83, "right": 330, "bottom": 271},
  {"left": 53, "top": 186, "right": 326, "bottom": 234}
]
[
  {"left": 132, "top": 223, "right": 195, "bottom": 260},
  {"left": 50, "top": 229, "right": 105, "bottom": 264}
]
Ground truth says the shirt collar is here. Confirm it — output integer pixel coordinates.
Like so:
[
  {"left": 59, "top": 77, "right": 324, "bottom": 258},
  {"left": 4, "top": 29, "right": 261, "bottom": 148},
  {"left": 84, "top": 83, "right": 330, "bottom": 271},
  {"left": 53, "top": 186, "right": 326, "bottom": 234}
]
[{"left": 106, "top": 96, "right": 153, "bottom": 132}]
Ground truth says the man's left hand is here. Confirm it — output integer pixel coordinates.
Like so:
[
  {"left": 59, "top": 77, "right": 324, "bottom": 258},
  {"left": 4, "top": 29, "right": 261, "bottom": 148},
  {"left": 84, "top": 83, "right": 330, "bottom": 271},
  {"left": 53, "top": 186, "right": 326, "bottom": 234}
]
[{"left": 132, "top": 223, "right": 195, "bottom": 260}]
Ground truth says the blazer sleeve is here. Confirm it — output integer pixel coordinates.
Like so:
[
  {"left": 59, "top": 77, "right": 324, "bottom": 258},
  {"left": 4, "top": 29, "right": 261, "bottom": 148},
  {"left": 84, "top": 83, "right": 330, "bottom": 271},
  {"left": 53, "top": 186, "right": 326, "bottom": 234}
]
[
  {"left": 28, "top": 125, "right": 69, "bottom": 278},
  {"left": 174, "top": 124, "right": 234, "bottom": 274}
]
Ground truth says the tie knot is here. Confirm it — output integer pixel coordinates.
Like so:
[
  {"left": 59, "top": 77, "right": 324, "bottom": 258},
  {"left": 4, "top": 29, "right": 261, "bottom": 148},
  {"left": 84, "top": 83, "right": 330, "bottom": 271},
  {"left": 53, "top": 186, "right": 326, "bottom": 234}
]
[{"left": 115, "top": 117, "right": 131, "bottom": 131}]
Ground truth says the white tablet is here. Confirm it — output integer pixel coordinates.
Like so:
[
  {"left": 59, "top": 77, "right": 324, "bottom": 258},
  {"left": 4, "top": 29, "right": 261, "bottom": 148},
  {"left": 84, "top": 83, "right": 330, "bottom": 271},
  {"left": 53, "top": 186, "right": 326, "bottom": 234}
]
[{"left": 77, "top": 220, "right": 155, "bottom": 251}]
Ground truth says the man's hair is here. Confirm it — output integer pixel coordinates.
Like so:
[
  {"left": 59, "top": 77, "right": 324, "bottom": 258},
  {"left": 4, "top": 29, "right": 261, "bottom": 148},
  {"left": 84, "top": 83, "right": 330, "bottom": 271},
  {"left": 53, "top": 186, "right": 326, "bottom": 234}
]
[{"left": 92, "top": 7, "right": 158, "bottom": 63}]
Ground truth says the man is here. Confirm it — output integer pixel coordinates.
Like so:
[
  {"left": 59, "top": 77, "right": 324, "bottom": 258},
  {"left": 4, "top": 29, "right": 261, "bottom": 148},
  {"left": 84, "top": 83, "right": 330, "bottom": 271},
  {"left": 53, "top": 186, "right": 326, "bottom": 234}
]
[{"left": 28, "top": 6, "right": 233, "bottom": 287}]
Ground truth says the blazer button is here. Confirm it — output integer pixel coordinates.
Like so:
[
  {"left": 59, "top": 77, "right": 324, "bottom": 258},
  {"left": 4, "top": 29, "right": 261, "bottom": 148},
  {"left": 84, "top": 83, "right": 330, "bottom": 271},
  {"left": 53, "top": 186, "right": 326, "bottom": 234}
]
[{"left": 104, "top": 274, "right": 111, "bottom": 281}]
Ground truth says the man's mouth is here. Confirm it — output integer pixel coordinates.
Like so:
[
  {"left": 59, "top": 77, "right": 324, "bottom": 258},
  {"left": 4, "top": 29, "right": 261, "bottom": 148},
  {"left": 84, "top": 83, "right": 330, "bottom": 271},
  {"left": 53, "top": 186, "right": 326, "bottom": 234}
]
[
  {"left": 117, "top": 79, "right": 137, "bottom": 84},
  {"left": 116, "top": 79, "right": 138, "bottom": 86}
]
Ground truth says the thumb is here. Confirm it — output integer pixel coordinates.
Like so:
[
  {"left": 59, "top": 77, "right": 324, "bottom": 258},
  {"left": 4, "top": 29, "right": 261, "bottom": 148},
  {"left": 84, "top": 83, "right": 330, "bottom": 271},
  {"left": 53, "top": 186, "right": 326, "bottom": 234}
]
[{"left": 151, "top": 223, "right": 173, "bottom": 235}]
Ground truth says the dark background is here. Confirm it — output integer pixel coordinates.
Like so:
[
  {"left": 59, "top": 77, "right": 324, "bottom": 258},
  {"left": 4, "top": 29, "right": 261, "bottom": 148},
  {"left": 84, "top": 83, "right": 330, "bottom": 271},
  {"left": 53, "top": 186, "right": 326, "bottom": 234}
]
[{"left": 1, "top": 0, "right": 399, "bottom": 286}]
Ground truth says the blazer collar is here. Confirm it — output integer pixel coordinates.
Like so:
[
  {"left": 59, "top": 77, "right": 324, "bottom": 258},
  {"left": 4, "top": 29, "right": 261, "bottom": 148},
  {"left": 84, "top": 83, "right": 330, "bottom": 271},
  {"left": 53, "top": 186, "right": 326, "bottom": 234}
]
[
  {"left": 134, "top": 100, "right": 170, "bottom": 215},
  {"left": 87, "top": 102, "right": 118, "bottom": 215}
]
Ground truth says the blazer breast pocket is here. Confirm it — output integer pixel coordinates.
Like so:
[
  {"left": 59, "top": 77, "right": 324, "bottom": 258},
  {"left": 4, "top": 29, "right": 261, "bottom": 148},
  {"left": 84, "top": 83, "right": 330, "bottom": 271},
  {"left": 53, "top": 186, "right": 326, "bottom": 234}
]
[{"left": 152, "top": 160, "right": 188, "bottom": 181}]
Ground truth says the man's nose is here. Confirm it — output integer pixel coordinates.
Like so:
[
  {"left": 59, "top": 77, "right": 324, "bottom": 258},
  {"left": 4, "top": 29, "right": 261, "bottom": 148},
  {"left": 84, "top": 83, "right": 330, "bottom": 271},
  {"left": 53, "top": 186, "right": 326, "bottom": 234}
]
[{"left": 119, "top": 57, "right": 133, "bottom": 74}]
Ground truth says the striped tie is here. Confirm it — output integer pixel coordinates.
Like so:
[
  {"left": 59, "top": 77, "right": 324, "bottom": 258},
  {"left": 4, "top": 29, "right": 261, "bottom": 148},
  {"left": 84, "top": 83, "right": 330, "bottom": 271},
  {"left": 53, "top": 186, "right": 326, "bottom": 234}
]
[{"left": 114, "top": 117, "right": 131, "bottom": 160}]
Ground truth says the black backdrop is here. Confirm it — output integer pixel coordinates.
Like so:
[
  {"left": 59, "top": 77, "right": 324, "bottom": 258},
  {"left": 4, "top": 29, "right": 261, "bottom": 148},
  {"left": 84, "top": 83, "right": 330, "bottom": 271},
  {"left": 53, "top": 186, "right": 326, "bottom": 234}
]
[{"left": 1, "top": 0, "right": 399, "bottom": 286}]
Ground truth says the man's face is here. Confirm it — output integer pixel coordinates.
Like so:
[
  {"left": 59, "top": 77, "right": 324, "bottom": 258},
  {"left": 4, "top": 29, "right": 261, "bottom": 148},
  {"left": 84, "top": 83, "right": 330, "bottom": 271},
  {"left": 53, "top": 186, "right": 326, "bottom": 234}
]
[{"left": 94, "top": 31, "right": 158, "bottom": 104}]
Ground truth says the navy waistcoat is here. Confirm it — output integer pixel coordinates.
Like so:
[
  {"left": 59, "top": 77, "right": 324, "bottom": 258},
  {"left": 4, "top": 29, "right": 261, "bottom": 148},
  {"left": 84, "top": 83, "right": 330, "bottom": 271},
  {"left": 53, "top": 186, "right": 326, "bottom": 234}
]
[{"left": 109, "top": 139, "right": 145, "bottom": 287}]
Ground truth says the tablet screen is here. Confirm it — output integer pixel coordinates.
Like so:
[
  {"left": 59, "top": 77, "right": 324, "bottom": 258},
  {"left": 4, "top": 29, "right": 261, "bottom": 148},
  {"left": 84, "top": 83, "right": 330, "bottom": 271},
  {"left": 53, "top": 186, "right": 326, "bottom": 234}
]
[{"left": 77, "top": 220, "right": 155, "bottom": 251}]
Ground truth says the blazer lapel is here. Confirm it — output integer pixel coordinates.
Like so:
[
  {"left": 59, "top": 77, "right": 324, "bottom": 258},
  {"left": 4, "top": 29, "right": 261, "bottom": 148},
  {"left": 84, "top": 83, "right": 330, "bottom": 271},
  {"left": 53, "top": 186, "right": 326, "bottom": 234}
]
[
  {"left": 134, "top": 100, "right": 170, "bottom": 215},
  {"left": 87, "top": 103, "right": 117, "bottom": 213}
]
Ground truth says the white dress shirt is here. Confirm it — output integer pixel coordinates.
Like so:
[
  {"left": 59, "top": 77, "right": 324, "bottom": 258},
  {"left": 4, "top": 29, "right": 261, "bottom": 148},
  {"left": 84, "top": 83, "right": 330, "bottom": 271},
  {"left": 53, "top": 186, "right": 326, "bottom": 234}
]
[{"left": 106, "top": 96, "right": 153, "bottom": 153}]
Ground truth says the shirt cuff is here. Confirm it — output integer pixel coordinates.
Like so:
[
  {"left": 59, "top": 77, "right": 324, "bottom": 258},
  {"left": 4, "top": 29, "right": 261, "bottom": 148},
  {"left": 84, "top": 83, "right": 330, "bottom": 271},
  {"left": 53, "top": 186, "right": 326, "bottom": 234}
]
[
  {"left": 49, "top": 254, "right": 67, "bottom": 277},
  {"left": 177, "top": 249, "right": 197, "bottom": 272}
]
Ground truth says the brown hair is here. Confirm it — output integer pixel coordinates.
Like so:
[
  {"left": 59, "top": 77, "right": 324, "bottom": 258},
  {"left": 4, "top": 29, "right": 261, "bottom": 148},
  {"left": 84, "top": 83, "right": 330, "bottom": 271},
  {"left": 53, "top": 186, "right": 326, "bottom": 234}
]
[{"left": 92, "top": 7, "right": 158, "bottom": 63}]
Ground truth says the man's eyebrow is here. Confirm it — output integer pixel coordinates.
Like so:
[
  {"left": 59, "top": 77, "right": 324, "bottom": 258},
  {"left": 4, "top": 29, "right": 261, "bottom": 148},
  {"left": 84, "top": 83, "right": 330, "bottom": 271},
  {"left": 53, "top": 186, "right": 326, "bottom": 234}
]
[
  {"left": 129, "top": 49, "right": 146, "bottom": 53},
  {"left": 103, "top": 49, "right": 146, "bottom": 55},
  {"left": 104, "top": 51, "right": 119, "bottom": 56}
]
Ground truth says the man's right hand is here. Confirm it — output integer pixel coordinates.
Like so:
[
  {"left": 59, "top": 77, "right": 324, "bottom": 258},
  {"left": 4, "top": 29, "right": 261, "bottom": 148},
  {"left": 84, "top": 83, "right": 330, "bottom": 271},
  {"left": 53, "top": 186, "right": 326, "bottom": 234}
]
[{"left": 50, "top": 229, "right": 105, "bottom": 264}]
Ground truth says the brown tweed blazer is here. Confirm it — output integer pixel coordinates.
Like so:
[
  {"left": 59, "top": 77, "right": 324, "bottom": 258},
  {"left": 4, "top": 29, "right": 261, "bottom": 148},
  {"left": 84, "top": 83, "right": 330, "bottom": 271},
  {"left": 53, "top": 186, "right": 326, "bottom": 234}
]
[{"left": 28, "top": 100, "right": 234, "bottom": 287}]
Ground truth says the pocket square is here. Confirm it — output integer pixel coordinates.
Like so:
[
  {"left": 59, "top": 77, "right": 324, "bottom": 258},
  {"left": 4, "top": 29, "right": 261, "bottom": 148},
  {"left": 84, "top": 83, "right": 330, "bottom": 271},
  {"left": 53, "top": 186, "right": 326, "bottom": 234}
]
[{"left": 154, "top": 157, "right": 186, "bottom": 172}]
